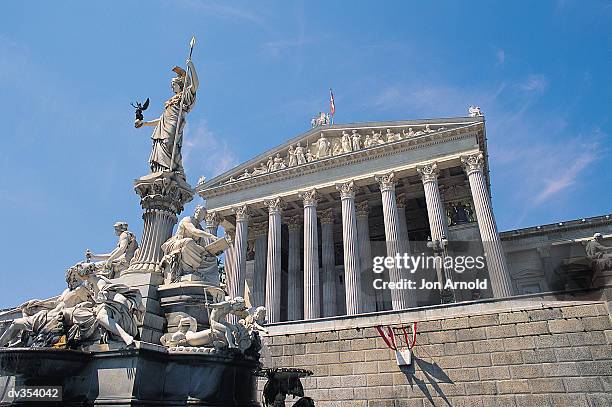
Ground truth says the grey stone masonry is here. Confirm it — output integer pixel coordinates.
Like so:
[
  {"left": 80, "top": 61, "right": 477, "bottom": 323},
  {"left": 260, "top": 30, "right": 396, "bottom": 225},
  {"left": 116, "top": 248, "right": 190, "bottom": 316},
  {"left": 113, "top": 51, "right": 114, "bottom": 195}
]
[{"left": 258, "top": 287, "right": 612, "bottom": 406}]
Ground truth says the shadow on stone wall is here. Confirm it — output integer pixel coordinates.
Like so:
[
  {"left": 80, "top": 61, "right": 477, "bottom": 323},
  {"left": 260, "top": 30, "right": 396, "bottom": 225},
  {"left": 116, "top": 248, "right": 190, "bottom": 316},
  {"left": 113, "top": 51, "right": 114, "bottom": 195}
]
[{"left": 400, "top": 356, "right": 453, "bottom": 406}]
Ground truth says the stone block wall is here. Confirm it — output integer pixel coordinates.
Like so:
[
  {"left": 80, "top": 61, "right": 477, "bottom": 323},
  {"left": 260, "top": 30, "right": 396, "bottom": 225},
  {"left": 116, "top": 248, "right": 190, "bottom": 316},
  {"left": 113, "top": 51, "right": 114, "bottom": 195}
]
[{"left": 258, "top": 289, "right": 611, "bottom": 406}]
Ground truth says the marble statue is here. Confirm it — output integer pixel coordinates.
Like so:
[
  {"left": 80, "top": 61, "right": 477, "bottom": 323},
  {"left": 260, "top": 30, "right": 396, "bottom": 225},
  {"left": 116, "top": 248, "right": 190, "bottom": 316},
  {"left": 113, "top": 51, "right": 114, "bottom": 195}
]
[
  {"left": 161, "top": 297, "right": 252, "bottom": 350},
  {"left": 87, "top": 222, "right": 138, "bottom": 279},
  {"left": 341, "top": 131, "right": 353, "bottom": 153},
  {"left": 273, "top": 153, "right": 287, "bottom": 171},
  {"left": 237, "top": 169, "right": 252, "bottom": 180},
  {"left": 161, "top": 302, "right": 267, "bottom": 354},
  {"left": 469, "top": 105, "right": 483, "bottom": 117},
  {"left": 332, "top": 141, "right": 344, "bottom": 156},
  {"left": 363, "top": 134, "right": 372, "bottom": 148},
  {"left": 266, "top": 156, "right": 274, "bottom": 172},
  {"left": 65, "top": 262, "right": 145, "bottom": 347},
  {"left": 311, "top": 112, "right": 330, "bottom": 127},
  {"left": 315, "top": 133, "right": 331, "bottom": 158},
  {"left": 0, "top": 267, "right": 93, "bottom": 348},
  {"left": 295, "top": 142, "right": 307, "bottom": 165},
  {"left": 135, "top": 60, "right": 199, "bottom": 176},
  {"left": 424, "top": 124, "right": 435, "bottom": 133},
  {"left": 385, "top": 128, "right": 397, "bottom": 142},
  {"left": 1, "top": 262, "right": 145, "bottom": 349},
  {"left": 351, "top": 130, "right": 362, "bottom": 150},
  {"left": 253, "top": 162, "right": 269, "bottom": 176},
  {"left": 585, "top": 233, "right": 612, "bottom": 274},
  {"left": 160, "top": 205, "right": 222, "bottom": 284},
  {"left": 287, "top": 146, "right": 297, "bottom": 167},
  {"left": 305, "top": 151, "right": 315, "bottom": 163},
  {"left": 372, "top": 131, "right": 385, "bottom": 145},
  {"left": 403, "top": 127, "right": 415, "bottom": 138}
]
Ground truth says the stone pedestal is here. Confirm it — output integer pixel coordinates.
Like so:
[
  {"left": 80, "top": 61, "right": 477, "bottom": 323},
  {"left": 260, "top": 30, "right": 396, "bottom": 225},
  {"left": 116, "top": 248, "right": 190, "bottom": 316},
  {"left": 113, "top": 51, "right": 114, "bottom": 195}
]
[
  {"left": 158, "top": 281, "right": 225, "bottom": 334},
  {"left": 0, "top": 346, "right": 260, "bottom": 406}
]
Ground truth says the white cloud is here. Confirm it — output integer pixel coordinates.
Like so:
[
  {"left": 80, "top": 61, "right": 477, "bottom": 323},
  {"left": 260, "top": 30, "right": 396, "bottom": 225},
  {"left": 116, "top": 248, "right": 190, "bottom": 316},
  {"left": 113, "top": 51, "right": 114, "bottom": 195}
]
[
  {"left": 518, "top": 74, "right": 548, "bottom": 93},
  {"left": 534, "top": 150, "right": 597, "bottom": 204},
  {"left": 182, "top": 120, "right": 240, "bottom": 179}
]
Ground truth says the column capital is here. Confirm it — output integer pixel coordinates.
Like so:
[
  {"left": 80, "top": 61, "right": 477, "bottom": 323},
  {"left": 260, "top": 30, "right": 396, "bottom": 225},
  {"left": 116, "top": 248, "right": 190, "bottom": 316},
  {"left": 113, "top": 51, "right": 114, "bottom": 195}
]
[
  {"left": 264, "top": 197, "right": 285, "bottom": 215},
  {"left": 461, "top": 152, "right": 485, "bottom": 175},
  {"left": 298, "top": 188, "right": 320, "bottom": 207},
  {"left": 375, "top": 171, "right": 396, "bottom": 192},
  {"left": 319, "top": 208, "right": 335, "bottom": 224},
  {"left": 287, "top": 215, "right": 302, "bottom": 232},
  {"left": 396, "top": 193, "right": 407, "bottom": 209},
  {"left": 336, "top": 180, "right": 357, "bottom": 200},
  {"left": 355, "top": 200, "right": 370, "bottom": 218},
  {"left": 205, "top": 210, "right": 222, "bottom": 228},
  {"left": 232, "top": 203, "right": 251, "bottom": 221},
  {"left": 416, "top": 162, "right": 440, "bottom": 184}
]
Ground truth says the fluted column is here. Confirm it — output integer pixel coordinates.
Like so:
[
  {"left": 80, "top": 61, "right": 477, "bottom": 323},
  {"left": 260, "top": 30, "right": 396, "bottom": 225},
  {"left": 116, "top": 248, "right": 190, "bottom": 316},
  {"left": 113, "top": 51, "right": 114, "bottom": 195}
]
[
  {"left": 287, "top": 216, "right": 303, "bottom": 321},
  {"left": 224, "top": 227, "right": 237, "bottom": 299},
  {"left": 319, "top": 208, "right": 337, "bottom": 317},
  {"left": 299, "top": 188, "right": 320, "bottom": 320},
  {"left": 375, "top": 172, "right": 416, "bottom": 310},
  {"left": 396, "top": 194, "right": 411, "bottom": 256},
  {"left": 336, "top": 181, "right": 363, "bottom": 315},
  {"left": 129, "top": 172, "right": 193, "bottom": 273},
  {"left": 250, "top": 221, "right": 268, "bottom": 308},
  {"left": 205, "top": 211, "right": 221, "bottom": 239},
  {"left": 264, "top": 197, "right": 284, "bottom": 323},
  {"left": 417, "top": 162, "right": 450, "bottom": 288},
  {"left": 356, "top": 201, "right": 376, "bottom": 312},
  {"left": 461, "top": 153, "right": 513, "bottom": 297},
  {"left": 417, "top": 162, "right": 449, "bottom": 242},
  {"left": 230, "top": 204, "right": 250, "bottom": 301}
]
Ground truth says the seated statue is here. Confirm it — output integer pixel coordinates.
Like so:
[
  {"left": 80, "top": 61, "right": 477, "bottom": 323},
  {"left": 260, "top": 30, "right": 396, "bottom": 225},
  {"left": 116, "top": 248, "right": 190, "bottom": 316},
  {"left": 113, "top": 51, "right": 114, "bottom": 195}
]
[
  {"left": 87, "top": 221, "right": 138, "bottom": 278},
  {"left": 585, "top": 233, "right": 612, "bottom": 276},
  {"left": 160, "top": 205, "right": 225, "bottom": 284}
]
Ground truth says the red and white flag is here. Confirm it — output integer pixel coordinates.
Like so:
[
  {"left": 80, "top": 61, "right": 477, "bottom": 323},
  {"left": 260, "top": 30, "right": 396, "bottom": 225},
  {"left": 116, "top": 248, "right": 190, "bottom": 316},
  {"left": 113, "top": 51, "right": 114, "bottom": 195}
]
[{"left": 329, "top": 88, "right": 335, "bottom": 116}]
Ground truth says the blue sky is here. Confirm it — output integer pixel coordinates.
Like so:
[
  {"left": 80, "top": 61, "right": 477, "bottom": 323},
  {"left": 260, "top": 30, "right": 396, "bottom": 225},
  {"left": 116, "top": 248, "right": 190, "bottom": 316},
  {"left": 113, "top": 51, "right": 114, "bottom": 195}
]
[{"left": 0, "top": 1, "right": 610, "bottom": 307}]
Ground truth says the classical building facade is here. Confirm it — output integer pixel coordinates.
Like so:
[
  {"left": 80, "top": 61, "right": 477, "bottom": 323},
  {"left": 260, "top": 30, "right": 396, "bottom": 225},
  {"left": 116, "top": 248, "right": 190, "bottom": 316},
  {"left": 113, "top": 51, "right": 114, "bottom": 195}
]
[{"left": 198, "top": 115, "right": 516, "bottom": 322}]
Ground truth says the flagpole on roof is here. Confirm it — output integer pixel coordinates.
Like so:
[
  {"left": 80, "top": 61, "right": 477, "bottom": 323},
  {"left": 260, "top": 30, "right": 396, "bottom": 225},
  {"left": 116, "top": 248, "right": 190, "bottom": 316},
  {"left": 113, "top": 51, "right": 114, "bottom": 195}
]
[{"left": 329, "top": 88, "right": 335, "bottom": 125}]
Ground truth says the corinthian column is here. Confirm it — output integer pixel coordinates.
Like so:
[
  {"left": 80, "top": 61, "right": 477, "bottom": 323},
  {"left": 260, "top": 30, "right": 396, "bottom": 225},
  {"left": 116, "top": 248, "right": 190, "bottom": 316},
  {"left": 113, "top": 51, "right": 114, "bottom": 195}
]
[
  {"left": 319, "top": 208, "right": 336, "bottom": 317},
  {"left": 417, "top": 162, "right": 450, "bottom": 289},
  {"left": 224, "top": 226, "right": 237, "bottom": 299},
  {"left": 356, "top": 201, "right": 376, "bottom": 312},
  {"left": 299, "top": 188, "right": 320, "bottom": 320},
  {"left": 264, "top": 197, "right": 284, "bottom": 323},
  {"left": 461, "top": 153, "right": 513, "bottom": 297},
  {"left": 287, "top": 216, "right": 303, "bottom": 321},
  {"left": 250, "top": 221, "right": 268, "bottom": 308},
  {"left": 130, "top": 173, "right": 193, "bottom": 273},
  {"left": 396, "top": 194, "right": 411, "bottom": 256},
  {"left": 417, "top": 162, "right": 449, "bottom": 242},
  {"left": 336, "top": 181, "right": 362, "bottom": 315},
  {"left": 375, "top": 172, "right": 416, "bottom": 310},
  {"left": 230, "top": 204, "right": 250, "bottom": 302}
]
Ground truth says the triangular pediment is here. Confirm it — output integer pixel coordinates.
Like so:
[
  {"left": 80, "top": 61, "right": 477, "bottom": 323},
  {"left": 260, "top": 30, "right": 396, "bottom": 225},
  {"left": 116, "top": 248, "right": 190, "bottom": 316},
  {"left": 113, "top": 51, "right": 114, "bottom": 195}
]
[{"left": 198, "top": 116, "right": 484, "bottom": 191}]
